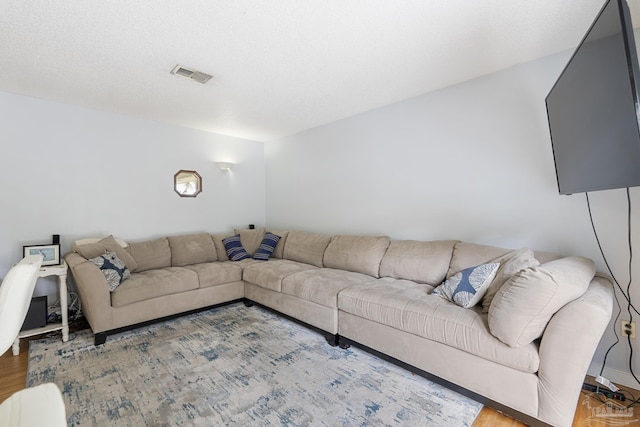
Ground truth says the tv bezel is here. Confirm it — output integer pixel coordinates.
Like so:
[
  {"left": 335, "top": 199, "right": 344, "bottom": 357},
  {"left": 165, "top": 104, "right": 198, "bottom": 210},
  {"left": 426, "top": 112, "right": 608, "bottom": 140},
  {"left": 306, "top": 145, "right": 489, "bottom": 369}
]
[{"left": 546, "top": 0, "right": 640, "bottom": 195}]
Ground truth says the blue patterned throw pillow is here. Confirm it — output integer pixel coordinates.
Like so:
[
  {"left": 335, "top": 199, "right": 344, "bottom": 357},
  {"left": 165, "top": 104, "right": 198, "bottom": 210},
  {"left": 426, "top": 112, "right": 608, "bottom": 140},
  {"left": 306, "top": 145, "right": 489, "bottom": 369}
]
[
  {"left": 433, "top": 262, "right": 500, "bottom": 308},
  {"left": 89, "top": 251, "right": 131, "bottom": 291},
  {"left": 253, "top": 232, "right": 281, "bottom": 261},
  {"left": 222, "top": 235, "right": 252, "bottom": 261}
]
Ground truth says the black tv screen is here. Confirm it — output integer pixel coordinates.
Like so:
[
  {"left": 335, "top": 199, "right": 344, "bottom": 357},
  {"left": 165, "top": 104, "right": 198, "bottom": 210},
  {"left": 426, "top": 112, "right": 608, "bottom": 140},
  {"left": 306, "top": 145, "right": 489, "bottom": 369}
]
[{"left": 546, "top": 0, "right": 640, "bottom": 195}]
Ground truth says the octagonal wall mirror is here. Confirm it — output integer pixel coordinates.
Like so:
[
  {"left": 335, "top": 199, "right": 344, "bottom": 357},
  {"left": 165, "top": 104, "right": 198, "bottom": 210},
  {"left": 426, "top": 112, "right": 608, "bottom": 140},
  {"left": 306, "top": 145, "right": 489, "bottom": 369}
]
[{"left": 174, "top": 170, "right": 202, "bottom": 197}]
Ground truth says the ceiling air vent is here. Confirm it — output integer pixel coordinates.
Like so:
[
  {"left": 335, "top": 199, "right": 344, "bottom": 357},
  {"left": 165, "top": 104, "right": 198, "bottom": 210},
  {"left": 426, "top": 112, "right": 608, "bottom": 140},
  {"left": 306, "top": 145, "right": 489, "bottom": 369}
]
[{"left": 170, "top": 64, "right": 213, "bottom": 84}]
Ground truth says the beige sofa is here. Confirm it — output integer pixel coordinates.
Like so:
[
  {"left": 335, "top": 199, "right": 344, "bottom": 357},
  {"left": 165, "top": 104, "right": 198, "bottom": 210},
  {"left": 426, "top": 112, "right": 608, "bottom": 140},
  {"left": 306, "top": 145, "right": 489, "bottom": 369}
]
[{"left": 64, "top": 228, "right": 613, "bottom": 427}]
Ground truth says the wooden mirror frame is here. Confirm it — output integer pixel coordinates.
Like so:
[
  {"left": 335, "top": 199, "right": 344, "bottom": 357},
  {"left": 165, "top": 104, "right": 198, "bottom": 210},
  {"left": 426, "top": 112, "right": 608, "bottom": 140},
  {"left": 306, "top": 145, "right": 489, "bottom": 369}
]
[{"left": 174, "top": 170, "right": 202, "bottom": 197}]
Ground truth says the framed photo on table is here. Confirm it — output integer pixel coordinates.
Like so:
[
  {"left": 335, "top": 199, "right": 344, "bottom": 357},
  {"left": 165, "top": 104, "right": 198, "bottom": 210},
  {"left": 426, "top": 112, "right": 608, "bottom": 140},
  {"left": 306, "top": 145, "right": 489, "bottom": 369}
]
[{"left": 23, "top": 244, "right": 60, "bottom": 266}]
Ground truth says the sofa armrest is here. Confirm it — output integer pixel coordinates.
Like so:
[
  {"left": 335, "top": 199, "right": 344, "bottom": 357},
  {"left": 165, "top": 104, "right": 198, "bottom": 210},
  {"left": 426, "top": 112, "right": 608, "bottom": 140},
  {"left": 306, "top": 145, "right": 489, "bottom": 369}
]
[
  {"left": 65, "top": 253, "right": 113, "bottom": 333},
  {"left": 537, "top": 276, "right": 613, "bottom": 427}
]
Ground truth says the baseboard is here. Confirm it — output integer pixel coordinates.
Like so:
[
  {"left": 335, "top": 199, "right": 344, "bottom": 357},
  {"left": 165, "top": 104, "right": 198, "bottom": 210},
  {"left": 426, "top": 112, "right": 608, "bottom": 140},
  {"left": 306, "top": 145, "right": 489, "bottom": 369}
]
[{"left": 588, "top": 362, "right": 640, "bottom": 390}]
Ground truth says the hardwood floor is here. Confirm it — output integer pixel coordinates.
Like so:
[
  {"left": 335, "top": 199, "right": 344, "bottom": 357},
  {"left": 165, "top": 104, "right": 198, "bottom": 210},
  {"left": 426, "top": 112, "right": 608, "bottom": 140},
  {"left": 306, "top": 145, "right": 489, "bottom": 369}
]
[
  {"left": 0, "top": 339, "right": 29, "bottom": 404},
  {"left": 1, "top": 330, "right": 639, "bottom": 426}
]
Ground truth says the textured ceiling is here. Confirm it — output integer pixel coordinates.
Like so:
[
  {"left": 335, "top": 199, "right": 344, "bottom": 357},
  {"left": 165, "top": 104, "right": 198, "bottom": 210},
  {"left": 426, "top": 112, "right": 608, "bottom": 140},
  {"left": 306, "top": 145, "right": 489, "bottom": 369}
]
[{"left": 0, "top": 1, "right": 635, "bottom": 141}]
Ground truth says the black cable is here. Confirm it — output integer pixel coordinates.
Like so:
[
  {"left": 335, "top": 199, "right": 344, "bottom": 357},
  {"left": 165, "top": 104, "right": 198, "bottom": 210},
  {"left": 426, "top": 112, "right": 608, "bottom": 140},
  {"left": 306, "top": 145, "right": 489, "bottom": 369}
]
[
  {"left": 623, "top": 188, "right": 640, "bottom": 407},
  {"left": 586, "top": 191, "right": 625, "bottom": 376},
  {"left": 586, "top": 192, "right": 639, "bottom": 313},
  {"left": 626, "top": 188, "right": 639, "bottom": 387},
  {"left": 585, "top": 189, "right": 640, "bottom": 405},
  {"left": 598, "top": 283, "right": 622, "bottom": 378}
]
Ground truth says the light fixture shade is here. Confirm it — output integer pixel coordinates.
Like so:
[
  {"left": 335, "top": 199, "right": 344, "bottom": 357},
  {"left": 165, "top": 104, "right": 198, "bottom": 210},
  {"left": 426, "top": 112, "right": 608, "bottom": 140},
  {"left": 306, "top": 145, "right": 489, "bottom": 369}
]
[{"left": 215, "top": 162, "right": 234, "bottom": 171}]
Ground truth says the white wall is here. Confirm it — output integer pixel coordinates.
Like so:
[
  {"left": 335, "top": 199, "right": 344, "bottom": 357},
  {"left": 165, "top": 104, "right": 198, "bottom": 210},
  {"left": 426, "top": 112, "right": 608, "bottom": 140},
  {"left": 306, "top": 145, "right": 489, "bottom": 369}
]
[
  {"left": 0, "top": 92, "right": 265, "bottom": 298},
  {"left": 265, "top": 52, "right": 640, "bottom": 387}
]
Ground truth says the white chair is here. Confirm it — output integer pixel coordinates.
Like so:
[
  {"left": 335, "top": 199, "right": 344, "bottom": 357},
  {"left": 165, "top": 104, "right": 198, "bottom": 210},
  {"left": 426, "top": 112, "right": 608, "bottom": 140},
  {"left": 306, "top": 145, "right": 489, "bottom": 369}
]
[
  {"left": 0, "top": 383, "right": 66, "bottom": 426},
  {"left": 0, "top": 255, "right": 66, "bottom": 427},
  {"left": 0, "top": 255, "right": 44, "bottom": 353}
]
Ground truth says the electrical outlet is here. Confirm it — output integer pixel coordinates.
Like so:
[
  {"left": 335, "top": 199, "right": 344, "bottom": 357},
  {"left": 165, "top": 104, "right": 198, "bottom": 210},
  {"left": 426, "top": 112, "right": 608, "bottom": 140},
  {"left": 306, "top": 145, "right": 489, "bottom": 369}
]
[{"left": 621, "top": 320, "right": 636, "bottom": 339}]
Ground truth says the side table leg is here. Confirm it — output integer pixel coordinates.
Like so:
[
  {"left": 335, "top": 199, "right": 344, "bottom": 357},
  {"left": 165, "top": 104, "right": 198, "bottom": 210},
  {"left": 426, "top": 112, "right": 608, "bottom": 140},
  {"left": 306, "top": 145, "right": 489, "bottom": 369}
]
[
  {"left": 12, "top": 338, "right": 20, "bottom": 356},
  {"left": 59, "top": 274, "right": 69, "bottom": 342}
]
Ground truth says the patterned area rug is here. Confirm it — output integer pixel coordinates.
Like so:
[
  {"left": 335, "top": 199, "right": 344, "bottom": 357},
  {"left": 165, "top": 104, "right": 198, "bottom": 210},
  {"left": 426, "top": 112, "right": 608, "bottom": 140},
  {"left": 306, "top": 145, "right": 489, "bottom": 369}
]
[{"left": 27, "top": 303, "right": 482, "bottom": 426}]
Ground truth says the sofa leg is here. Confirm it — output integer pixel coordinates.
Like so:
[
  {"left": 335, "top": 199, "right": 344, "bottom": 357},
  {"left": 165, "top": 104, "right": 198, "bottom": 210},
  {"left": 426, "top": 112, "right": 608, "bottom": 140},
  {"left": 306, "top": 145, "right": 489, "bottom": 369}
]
[
  {"left": 243, "top": 299, "right": 255, "bottom": 308},
  {"left": 325, "top": 334, "right": 339, "bottom": 347},
  {"left": 94, "top": 333, "right": 107, "bottom": 346},
  {"left": 339, "top": 342, "right": 351, "bottom": 350}
]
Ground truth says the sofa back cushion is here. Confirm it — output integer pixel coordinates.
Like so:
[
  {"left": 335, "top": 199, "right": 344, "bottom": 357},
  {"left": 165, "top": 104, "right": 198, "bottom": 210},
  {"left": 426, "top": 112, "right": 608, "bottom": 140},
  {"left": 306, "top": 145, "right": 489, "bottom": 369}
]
[
  {"left": 73, "top": 235, "right": 138, "bottom": 272},
  {"left": 448, "top": 241, "right": 561, "bottom": 279},
  {"left": 323, "top": 235, "right": 390, "bottom": 277},
  {"left": 234, "top": 227, "right": 266, "bottom": 255},
  {"left": 127, "top": 237, "right": 171, "bottom": 272},
  {"left": 488, "top": 256, "right": 595, "bottom": 347},
  {"left": 480, "top": 247, "right": 540, "bottom": 313},
  {"left": 380, "top": 240, "right": 458, "bottom": 285},
  {"left": 283, "top": 231, "right": 331, "bottom": 267},
  {"left": 212, "top": 232, "right": 234, "bottom": 261},
  {"left": 168, "top": 233, "right": 217, "bottom": 267},
  {"left": 447, "top": 242, "right": 512, "bottom": 279},
  {"left": 268, "top": 229, "right": 289, "bottom": 259}
]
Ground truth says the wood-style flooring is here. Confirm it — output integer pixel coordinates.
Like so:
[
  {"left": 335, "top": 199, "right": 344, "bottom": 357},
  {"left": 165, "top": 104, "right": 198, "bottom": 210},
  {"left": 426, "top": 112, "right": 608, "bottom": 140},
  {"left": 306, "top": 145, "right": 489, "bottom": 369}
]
[{"left": 1, "top": 326, "right": 639, "bottom": 426}]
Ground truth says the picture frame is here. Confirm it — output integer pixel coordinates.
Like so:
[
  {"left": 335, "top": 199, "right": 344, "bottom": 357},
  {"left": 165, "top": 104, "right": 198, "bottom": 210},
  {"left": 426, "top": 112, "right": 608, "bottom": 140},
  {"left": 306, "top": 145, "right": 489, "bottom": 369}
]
[{"left": 23, "top": 244, "right": 60, "bottom": 266}]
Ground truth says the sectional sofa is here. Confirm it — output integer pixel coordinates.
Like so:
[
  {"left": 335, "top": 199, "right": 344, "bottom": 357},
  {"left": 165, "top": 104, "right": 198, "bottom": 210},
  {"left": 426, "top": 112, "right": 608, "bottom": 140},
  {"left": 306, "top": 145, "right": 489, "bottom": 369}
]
[{"left": 64, "top": 228, "right": 613, "bottom": 427}]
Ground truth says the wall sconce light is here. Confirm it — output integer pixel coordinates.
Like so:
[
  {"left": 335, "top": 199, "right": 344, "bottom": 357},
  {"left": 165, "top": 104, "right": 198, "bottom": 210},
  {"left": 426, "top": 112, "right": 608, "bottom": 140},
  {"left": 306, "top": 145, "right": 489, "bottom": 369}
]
[{"left": 215, "top": 162, "right": 234, "bottom": 172}]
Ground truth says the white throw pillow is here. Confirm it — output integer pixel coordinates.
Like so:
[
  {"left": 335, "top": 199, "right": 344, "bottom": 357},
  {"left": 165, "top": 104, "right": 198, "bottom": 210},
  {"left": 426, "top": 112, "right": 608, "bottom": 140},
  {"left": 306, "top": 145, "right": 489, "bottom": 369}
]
[
  {"left": 488, "top": 256, "right": 595, "bottom": 347},
  {"left": 433, "top": 263, "right": 500, "bottom": 308}
]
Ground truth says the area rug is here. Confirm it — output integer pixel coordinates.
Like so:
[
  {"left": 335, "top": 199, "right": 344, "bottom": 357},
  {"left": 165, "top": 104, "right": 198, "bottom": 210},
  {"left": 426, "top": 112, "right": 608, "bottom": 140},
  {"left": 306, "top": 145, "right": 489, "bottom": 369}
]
[{"left": 27, "top": 303, "right": 482, "bottom": 426}]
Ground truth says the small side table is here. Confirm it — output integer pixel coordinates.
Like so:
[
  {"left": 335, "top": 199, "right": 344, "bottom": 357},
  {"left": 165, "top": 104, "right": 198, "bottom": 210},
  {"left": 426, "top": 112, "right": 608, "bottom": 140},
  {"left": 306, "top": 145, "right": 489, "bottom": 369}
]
[{"left": 12, "top": 260, "right": 69, "bottom": 356}]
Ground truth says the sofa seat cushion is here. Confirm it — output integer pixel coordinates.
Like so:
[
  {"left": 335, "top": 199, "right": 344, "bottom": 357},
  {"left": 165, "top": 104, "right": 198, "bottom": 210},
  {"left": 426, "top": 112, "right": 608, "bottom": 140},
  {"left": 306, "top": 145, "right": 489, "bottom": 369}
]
[
  {"left": 282, "top": 268, "right": 375, "bottom": 309},
  {"left": 243, "top": 260, "right": 317, "bottom": 292},
  {"left": 184, "top": 262, "right": 242, "bottom": 288},
  {"left": 111, "top": 267, "right": 199, "bottom": 308},
  {"left": 338, "top": 278, "right": 540, "bottom": 373}
]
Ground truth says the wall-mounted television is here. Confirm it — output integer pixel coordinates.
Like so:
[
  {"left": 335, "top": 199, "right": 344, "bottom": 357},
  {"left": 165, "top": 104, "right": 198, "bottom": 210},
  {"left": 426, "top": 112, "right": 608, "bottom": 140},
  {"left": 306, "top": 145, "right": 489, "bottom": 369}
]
[{"left": 546, "top": 0, "right": 640, "bottom": 195}]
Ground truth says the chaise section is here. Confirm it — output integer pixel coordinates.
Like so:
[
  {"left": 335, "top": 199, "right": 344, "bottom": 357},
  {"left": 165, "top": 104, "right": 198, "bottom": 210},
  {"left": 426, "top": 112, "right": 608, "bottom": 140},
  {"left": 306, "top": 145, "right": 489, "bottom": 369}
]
[
  {"left": 338, "top": 277, "right": 540, "bottom": 373},
  {"left": 338, "top": 310, "right": 541, "bottom": 422}
]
